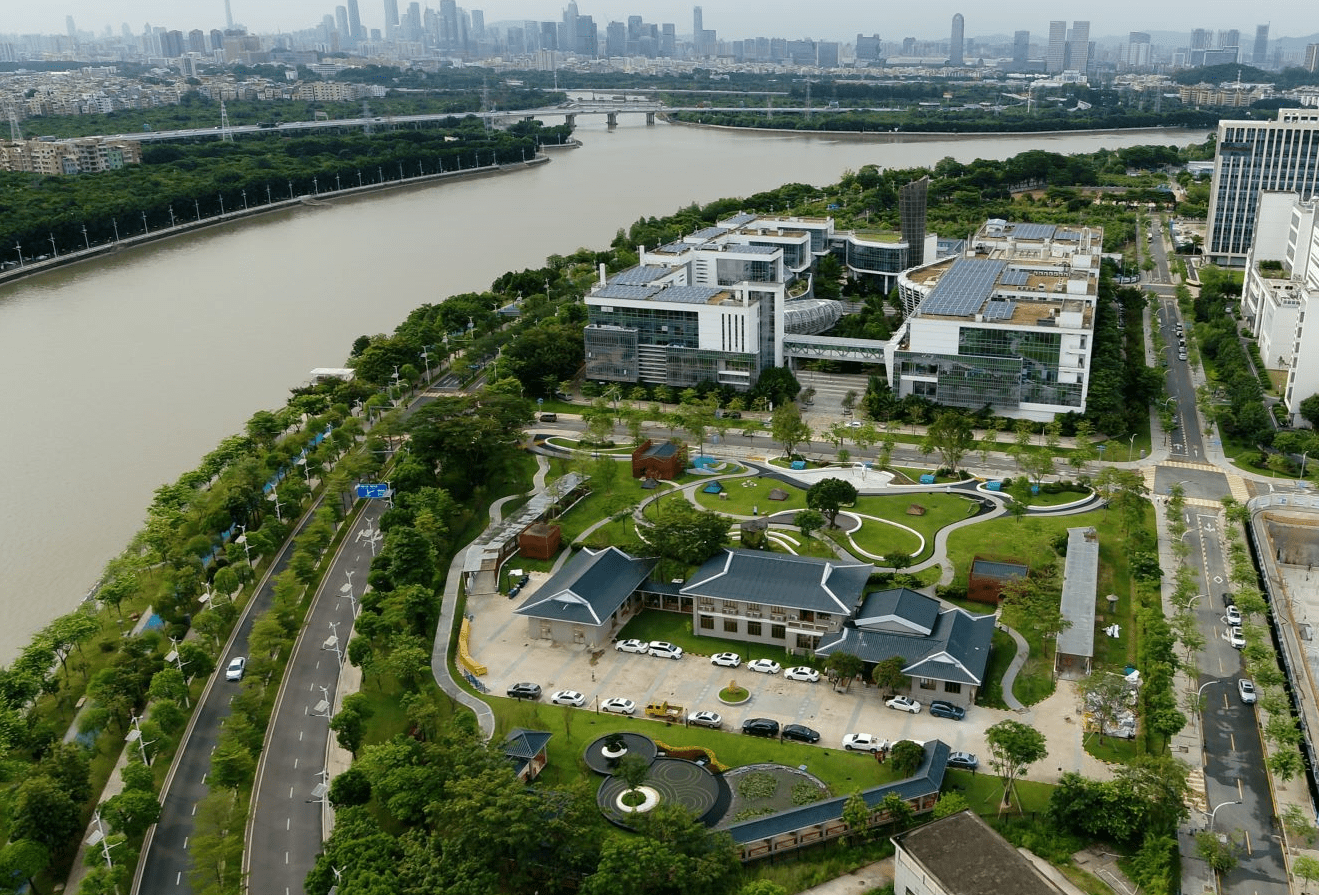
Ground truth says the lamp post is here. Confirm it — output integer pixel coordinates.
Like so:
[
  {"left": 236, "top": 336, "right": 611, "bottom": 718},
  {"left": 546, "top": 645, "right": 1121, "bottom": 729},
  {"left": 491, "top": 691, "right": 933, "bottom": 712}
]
[
  {"left": 241, "top": 189, "right": 248, "bottom": 210},
  {"left": 141, "top": 210, "right": 148, "bottom": 234},
  {"left": 1128, "top": 433, "right": 1136, "bottom": 462},
  {"left": 126, "top": 714, "right": 155, "bottom": 766},
  {"left": 1179, "top": 593, "right": 1205, "bottom": 611},
  {"left": 81, "top": 223, "right": 90, "bottom": 250},
  {"left": 233, "top": 524, "right": 253, "bottom": 568},
  {"left": 195, "top": 198, "right": 201, "bottom": 220},
  {"left": 1207, "top": 799, "right": 1241, "bottom": 830},
  {"left": 218, "top": 194, "right": 225, "bottom": 215},
  {"left": 269, "top": 484, "right": 284, "bottom": 522},
  {"left": 1302, "top": 451, "right": 1309, "bottom": 480},
  {"left": 14, "top": 242, "right": 23, "bottom": 267},
  {"left": 340, "top": 570, "right": 358, "bottom": 616},
  {"left": 421, "top": 345, "right": 433, "bottom": 382},
  {"left": 112, "top": 218, "right": 119, "bottom": 242},
  {"left": 48, "top": 233, "right": 57, "bottom": 257},
  {"left": 86, "top": 811, "right": 117, "bottom": 870}
]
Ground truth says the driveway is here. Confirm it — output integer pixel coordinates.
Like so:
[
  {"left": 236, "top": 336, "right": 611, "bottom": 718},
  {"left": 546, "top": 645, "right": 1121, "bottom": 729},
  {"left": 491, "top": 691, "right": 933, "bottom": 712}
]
[{"left": 468, "top": 575, "right": 1114, "bottom": 784}]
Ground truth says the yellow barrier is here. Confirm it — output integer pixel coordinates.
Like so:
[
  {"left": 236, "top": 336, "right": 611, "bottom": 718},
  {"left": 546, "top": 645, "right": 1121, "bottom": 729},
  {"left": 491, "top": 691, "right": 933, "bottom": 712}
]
[{"left": 458, "top": 617, "right": 487, "bottom": 676}]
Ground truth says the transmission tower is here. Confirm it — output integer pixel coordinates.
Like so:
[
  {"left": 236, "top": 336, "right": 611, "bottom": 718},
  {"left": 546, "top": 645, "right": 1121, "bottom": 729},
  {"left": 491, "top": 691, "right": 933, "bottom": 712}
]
[{"left": 219, "top": 100, "right": 233, "bottom": 142}]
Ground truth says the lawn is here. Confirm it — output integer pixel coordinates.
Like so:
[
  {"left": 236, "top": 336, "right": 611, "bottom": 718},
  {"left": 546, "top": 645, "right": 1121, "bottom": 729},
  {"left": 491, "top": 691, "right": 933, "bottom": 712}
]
[
  {"left": 844, "top": 518, "right": 924, "bottom": 561},
  {"left": 850, "top": 492, "right": 981, "bottom": 562},
  {"left": 694, "top": 476, "right": 807, "bottom": 515},
  {"left": 1026, "top": 486, "right": 1093, "bottom": 508},
  {"left": 556, "top": 476, "right": 674, "bottom": 545},
  {"left": 490, "top": 698, "right": 895, "bottom": 796}
]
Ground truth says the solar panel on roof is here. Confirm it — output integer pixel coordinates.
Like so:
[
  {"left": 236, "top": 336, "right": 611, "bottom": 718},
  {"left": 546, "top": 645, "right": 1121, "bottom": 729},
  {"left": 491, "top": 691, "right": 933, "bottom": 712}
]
[
  {"left": 689, "top": 227, "right": 728, "bottom": 240},
  {"left": 1054, "top": 229, "right": 1082, "bottom": 242},
  {"left": 733, "top": 244, "right": 780, "bottom": 254},
  {"left": 999, "top": 270, "right": 1030, "bottom": 287},
  {"left": 613, "top": 266, "right": 670, "bottom": 285},
  {"left": 983, "top": 300, "right": 1015, "bottom": 320},
  {"left": 719, "top": 213, "right": 758, "bottom": 228},
  {"left": 1009, "top": 222, "right": 1056, "bottom": 240},
  {"left": 657, "top": 285, "right": 724, "bottom": 304},
  {"left": 596, "top": 284, "right": 661, "bottom": 299},
  {"left": 655, "top": 241, "right": 689, "bottom": 254},
  {"left": 920, "top": 259, "right": 1005, "bottom": 317}
]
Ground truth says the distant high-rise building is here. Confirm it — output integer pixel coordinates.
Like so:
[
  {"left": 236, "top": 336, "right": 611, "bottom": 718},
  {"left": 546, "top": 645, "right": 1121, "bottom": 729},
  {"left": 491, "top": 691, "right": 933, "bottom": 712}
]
[
  {"left": 901, "top": 37, "right": 916, "bottom": 55},
  {"left": 1012, "top": 30, "right": 1029, "bottom": 65},
  {"left": 1253, "top": 24, "right": 1269, "bottom": 65},
  {"left": 563, "top": 2, "right": 578, "bottom": 56},
  {"left": 470, "top": 10, "right": 484, "bottom": 39},
  {"left": 1206, "top": 109, "right": 1319, "bottom": 266},
  {"left": 347, "top": 0, "right": 364, "bottom": 40},
  {"left": 693, "top": 5, "right": 703, "bottom": 56},
  {"left": 383, "top": 0, "right": 399, "bottom": 39},
  {"left": 225, "top": 0, "right": 234, "bottom": 30},
  {"left": 188, "top": 28, "right": 206, "bottom": 52},
  {"left": 1126, "top": 32, "right": 1151, "bottom": 68},
  {"left": 661, "top": 23, "right": 675, "bottom": 57},
  {"left": 335, "top": 6, "right": 349, "bottom": 41},
  {"left": 1068, "top": 21, "right": 1090, "bottom": 73},
  {"left": 1191, "top": 28, "right": 1211, "bottom": 50},
  {"left": 856, "top": 33, "right": 881, "bottom": 62},
  {"left": 1046, "top": 21, "right": 1066, "bottom": 73},
  {"left": 949, "top": 14, "right": 963, "bottom": 65},
  {"left": 900, "top": 176, "right": 929, "bottom": 267},
  {"left": 66, "top": 15, "right": 77, "bottom": 42},
  {"left": 1307, "top": 44, "right": 1319, "bottom": 73},
  {"left": 606, "top": 20, "right": 625, "bottom": 56}
]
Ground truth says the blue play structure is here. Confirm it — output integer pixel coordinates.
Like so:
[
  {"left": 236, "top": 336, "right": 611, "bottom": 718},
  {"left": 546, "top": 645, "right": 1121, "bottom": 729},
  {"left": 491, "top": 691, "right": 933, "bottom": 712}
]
[
  {"left": 919, "top": 473, "right": 936, "bottom": 484},
  {"left": 791, "top": 460, "right": 806, "bottom": 470},
  {"left": 985, "top": 481, "right": 1002, "bottom": 492},
  {"left": 691, "top": 455, "right": 715, "bottom": 468},
  {"left": 702, "top": 482, "right": 723, "bottom": 494}
]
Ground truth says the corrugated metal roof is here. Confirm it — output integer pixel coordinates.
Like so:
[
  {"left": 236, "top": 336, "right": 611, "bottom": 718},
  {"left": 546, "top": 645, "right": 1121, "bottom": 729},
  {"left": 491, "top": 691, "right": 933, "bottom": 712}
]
[{"left": 1056, "top": 527, "right": 1099, "bottom": 659}]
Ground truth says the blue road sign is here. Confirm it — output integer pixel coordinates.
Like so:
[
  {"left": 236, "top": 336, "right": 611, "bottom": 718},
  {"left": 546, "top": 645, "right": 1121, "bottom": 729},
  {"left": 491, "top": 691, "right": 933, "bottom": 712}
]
[{"left": 356, "top": 483, "right": 390, "bottom": 499}]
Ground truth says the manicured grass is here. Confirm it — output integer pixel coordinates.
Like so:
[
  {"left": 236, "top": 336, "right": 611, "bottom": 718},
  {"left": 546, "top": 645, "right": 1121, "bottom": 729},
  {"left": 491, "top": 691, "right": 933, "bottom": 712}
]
[
  {"left": 614, "top": 611, "right": 819, "bottom": 667},
  {"left": 556, "top": 476, "right": 671, "bottom": 545},
  {"left": 851, "top": 492, "right": 980, "bottom": 563},
  {"left": 947, "top": 767, "right": 1054, "bottom": 816},
  {"left": 976, "top": 629, "right": 1018, "bottom": 710},
  {"left": 694, "top": 476, "right": 807, "bottom": 515},
  {"left": 1084, "top": 733, "right": 1141, "bottom": 764},
  {"left": 1026, "top": 487, "right": 1093, "bottom": 508},
  {"left": 489, "top": 698, "right": 899, "bottom": 796},
  {"left": 844, "top": 519, "right": 923, "bottom": 562}
]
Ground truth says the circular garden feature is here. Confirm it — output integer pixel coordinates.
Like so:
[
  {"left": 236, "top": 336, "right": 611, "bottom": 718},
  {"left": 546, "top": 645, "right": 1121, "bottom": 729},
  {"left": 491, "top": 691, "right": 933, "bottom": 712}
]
[
  {"left": 718, "top": 763, "right": 830, "bottom": 826},
  {"left": 597, "top": 758, "right": 727, "bottom": 828},
  {"left": 584, "top": 732, "right": 658, "bottom": 775}
]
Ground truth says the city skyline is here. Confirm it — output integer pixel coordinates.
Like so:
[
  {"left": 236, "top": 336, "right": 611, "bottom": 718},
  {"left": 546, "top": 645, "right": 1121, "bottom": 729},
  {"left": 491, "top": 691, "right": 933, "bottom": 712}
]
[{"left": 4, "top": 1, "right": 1314, "bottom": 45}]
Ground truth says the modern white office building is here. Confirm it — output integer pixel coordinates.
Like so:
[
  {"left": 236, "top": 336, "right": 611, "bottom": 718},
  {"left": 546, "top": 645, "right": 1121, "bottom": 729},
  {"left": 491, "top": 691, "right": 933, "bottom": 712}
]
[
  {"left": 891, "top": 220, "right": 1103, "bottom": 421},
  {"left": 1206, "top": 108, "right": 1319, "bottom": 267},
  {"left": 1240, "top": 192, "right": 1319, "bottom": 426}
]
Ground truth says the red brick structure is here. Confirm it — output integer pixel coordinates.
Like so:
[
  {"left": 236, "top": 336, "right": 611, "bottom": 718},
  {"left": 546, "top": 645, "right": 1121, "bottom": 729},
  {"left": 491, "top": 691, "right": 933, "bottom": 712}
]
[
  {"left": 966, "top": 556, "right": 1029, "bottom": 606},
  {"left": 632, "top": 439, "right": 686, "bottom": 481},
  {"left": 519, "top": 522, "right": 562, "bottom": 560}
]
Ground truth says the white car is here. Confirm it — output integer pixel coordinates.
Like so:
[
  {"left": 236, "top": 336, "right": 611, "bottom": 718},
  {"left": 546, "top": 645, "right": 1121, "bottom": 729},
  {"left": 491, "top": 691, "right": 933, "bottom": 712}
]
[
  {"left": 550, "top": 690, "right": 586, "bottom": 707},
  {"left": 710, "top": 652, "right": 741, "bottom": 668},
  {"left": 615, "top": 639, "right": 649, "bottom": 654},
  {"left": 1237, "top": 679, "right": 1257, "bottom": 705},
  {"left": 689, "top": 710, "right": 723, "bottom": 728},
  {"left": 648, "top": 641, "right": 683, "bottom": 660},
  {"left": 846, "top": 420, "right": 863, "bottom": 428},
  {"left": 747, "top": 658, "right": 781, "bottom": 674},
  {"left": 886, "top": 695, "right": 922, "bottom": 714},
  {"left": 1225, "top": 605, "right": 1242, "bottom": 626},
  {"left": 783, "top": 666, "right": 820, "bottom": 683},
  {"left": 1227, "top": 626, "right": 1246, "bottom": 649},
  {"left": 842, "top": 733, "right": 889, "bottom": 753},
  {"left": 225, "top": 657, "right": 246, "bottom": 681},
  {"left": 601, "top": 697, "right": 636, "bottom": 715}
]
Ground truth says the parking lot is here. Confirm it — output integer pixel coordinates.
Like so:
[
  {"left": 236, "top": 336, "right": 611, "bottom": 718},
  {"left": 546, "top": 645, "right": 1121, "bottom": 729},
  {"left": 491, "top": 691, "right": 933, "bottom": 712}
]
[{"left": 469, "top": 572, "right": 1113, "bottom": 784}]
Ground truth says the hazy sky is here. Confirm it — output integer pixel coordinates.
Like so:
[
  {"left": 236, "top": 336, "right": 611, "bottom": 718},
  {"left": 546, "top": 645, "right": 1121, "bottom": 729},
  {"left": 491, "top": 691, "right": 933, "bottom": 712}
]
[{"left": 7, "top": 1, "right": 1312, "bottom": 43}]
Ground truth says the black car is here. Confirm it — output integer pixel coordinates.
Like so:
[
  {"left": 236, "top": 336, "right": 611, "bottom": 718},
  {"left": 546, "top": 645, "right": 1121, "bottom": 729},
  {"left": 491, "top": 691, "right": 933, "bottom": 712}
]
[
  {"left": 781, "top": 723, "right": 820, "bottom": 744},
  {"left": 506, "top": 682, "right": 541, "bottom": 700},
  {"left": 1222, "top": 592, "right": 1235, "bottom": 608},
  {"left": 929, "top": 701, "right": 966, "bottom": 721},
  {"left": 741, "top": 717, "right": 780, "bottom": 738},
  {"left": 947, "top": 751, "right": 979, "bottom": 770}
]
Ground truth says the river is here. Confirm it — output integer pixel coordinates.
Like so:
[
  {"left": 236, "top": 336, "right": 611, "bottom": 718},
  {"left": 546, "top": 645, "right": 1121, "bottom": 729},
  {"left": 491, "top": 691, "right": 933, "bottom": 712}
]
[{"left": 0, "top": 117, "right": 1207, "bottom": 663}]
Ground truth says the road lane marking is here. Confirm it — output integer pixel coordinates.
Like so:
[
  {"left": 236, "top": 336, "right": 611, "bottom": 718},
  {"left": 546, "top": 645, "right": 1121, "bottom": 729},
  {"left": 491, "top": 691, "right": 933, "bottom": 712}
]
[
  {"left": 1245, "top": 829, "right": 1252, "bottom": 855},
  {"left": 176, "top": 872, "right": 182, "bottom": 885},
  {"left": 183, "top": 836, "right": 189, "bottom": 849},
  {"left": 293, "top": 758, "right": 298, "bottom": 768},
  {"left": 192, "top": 803, "right": 197, "bottom": 815},
  {"left": 286, "top": 817, "right": 291, "bottom": 830},
  {"left": 289, "top": 786, "right": 294, "bottom": 798}
]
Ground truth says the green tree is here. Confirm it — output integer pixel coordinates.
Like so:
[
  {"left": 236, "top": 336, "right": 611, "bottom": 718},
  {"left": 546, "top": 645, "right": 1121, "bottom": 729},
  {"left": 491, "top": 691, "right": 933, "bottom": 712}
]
[
  {"left": 770, "top": 403, "right": 812, "bottom": 457},
  {"left": 1077, "top": 670, "right": 1132, "bottom": 745},
  {"left": 932, "top": 791, "right": 969, "bottom": 818},
  {"left": 841, "top": 790, "right": 871, "bottom": 844},
  {"left": 824, "top": 651, "right": 864, "bottom": 689},
  {"left": 793, "top": 509, "right": 825, "bottom": 540},
  {"left": 637, "top": 500, "right": 729, "bottom": 566},
  {"left": 328, "top": 766, "right": 374, "bottom": 808},
  {"left": 1294, "top": 855, "right": 1319, "bottom": 892},
  {"left": 985, "top": 719, "right": 1048, "bottom": 810},
  {"left": 806, "top": 478, "right": 858, "bottom": 529},
  {"left": 1195, "top": 830, "right": 1241, "bottom": 875},
  {"left": 888, "top": 741, "right": 925, "bottom": 779},
  {"left": 11, "top": 776, "right": 81, "bottom": 850},
  {"left": 922, "top": 411, "right": 975, "bottom": 472},
  {"left": 101, "top": 788, "right": 163, "bottom": 838},
  {"left": 331, "top": 705, "right": 367, "bottom": 758},
  {"left": 616, "top": 753, "right": 651, "bottom": 795},
  {"left": 870, "top": 655, "right": 908, "bottom": 696},
  {"left": 0, "top": 840, "right": 50, "bottom": 895}
]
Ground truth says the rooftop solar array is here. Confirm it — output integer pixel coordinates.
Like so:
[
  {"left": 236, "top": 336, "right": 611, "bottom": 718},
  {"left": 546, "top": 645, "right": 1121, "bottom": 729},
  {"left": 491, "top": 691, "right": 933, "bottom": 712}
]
[
  {"left": 613, "top": 265, "right": 671, "bottom": 285},
  {"left": 656, "top": 285, "right": 725, "bottom": 304},
  {"left": 596, "top": 284, "right": 661, "bottom": 300},
  {"left": 982, "top": 300, "right": 1016, "bottom": 320},
  {"left": 999, "top": 269, "right": 1030, "bottom": 287},
  {"left": 689, "top": 226, "right": 728, "bottom": 240},
  {"left": 727, "top": 244, "right": 780, "bottom": 255},
  {"left": 719, "top": 213, "right": 758, "bottom": 228},
  {"left": 1008, "top": 222, "right": 1056, "bottom": 240},
  {"left": 920, "top": 258, "right": 1006, "bottom": 317},
  {"left": 1054, "top": 228, "right": 1082, "bottom": 242},
  {"left": 654, "top": 240, "right": 690, "bottom": 254}
]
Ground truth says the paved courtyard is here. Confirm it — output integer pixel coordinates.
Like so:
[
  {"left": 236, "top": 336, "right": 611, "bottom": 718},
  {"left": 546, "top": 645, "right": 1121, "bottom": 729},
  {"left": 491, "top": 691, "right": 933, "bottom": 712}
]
[{"left": 467, "top": 573, "right": 1115, "bottom": 785}]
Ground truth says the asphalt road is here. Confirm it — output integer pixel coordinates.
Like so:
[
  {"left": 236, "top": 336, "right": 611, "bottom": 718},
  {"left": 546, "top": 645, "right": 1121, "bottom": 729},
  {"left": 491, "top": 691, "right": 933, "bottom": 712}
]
[
  {"left": 135, "top": 495, "right": 329, "bottom": 895},
  {"left": 244, "top": 501, "right": 385, "bottom": 895}
]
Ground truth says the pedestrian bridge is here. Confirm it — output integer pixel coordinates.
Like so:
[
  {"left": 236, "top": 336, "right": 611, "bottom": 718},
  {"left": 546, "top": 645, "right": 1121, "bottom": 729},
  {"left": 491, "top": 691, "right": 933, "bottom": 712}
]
[{"left": 782, "top": 334, "right": 887, "bottom": 365}]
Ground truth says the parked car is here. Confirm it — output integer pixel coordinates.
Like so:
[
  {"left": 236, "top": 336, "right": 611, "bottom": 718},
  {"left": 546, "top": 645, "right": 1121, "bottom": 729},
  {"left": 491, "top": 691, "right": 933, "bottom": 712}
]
[
  {"left": 885, "top": 695, "right": 922, "bottom": 714},
  {"left": 550, "top": 690, "right": 586, "bottom": 706},
  {"left": 1225, "top": 605, "right": 1242, "bottom": 626},
  {"left": 1238, "top": 679, "right": 1258, "bottom": 705},
  {"left": 782, "top": 724, "right": 821, "bottom": 744},
  {"left": 225, "top": 657, "right": 246, "bottom": 681},
  {"left": 1222, "top": 592, "right": 1236, "bottom": 608},
  {"left": 1227, "top": 626, "right": 1246, "bottom": 649},
  {"left": 689, "top": 710, "right": 723, "bottom": 728},
  {"left": 539, "top": 412, "right": 557, "bottom": 422},
  {"left": 929, "top": 700, "right": 965, "bottom": 721},
  {"left": 947, "top": 751, "right": 979, "bottom": 770},
  {"left": 783, "top": 666, "right": 820, "bottom": 683},
  {"left": 507, "top": 682, "right": 542, "bottom": 700},
  {"left": 601, "top": 697, "right": 636, "bottom": 715},
  {"left": 615, "top": 638, "right": 649, "bottom": 654},
  {"left": 710, "top": 652, "right": 741, "bottom": 668},
  {"left": 842, "top": 733, "right": 888, "bottom": 753},
  {"left": 747, "top": 658, "right": 781, "bottom": 675},
  {"left": 742, "top": 717, "right": 780, "bottom": 738},
  {"left": 648, "top": 641, "right": 684, "bottom": 660}
]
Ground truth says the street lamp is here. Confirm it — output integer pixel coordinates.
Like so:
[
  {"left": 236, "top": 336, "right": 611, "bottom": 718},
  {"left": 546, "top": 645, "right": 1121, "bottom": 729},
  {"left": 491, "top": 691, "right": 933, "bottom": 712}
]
[
  {"left": 48, "top": 233, "right": 57, "bottom": 257},
  {"left": 1128, "top": 433, "right": 1136, "bottom": 462},
  {"left": 126, "top": 714, "right": 156, "bottom": 766},
  {"left": 81, "top": 223, "right": 90, "bottom": 250},
  {"left": 1207, "top": 799, "right": 1241, "bottom": 830},
  {"left": 233, "top": 524, "right": 253, "bottom": 568},
  {"left": 269, "top": 484, "right": 284, "bottom": 522},
  {"left": 1179, "top": 593, "right": 1206, "bottom": 611},
  {"left": 340, "top": 570, "right": 358, "bottom": 616}
]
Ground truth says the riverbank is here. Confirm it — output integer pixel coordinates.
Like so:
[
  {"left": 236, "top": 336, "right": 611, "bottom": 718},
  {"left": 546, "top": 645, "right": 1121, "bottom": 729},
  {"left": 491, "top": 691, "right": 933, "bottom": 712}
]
[
  {"left": 0, "top": 153, "right": 554, "bottom": 290},
  {"left": 659, "top": 113, "right": 1212, "bottom": 143}
]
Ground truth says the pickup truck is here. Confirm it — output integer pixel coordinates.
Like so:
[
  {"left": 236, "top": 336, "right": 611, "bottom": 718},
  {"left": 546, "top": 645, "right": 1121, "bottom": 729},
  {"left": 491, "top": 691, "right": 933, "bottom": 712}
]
[{"left": 645, "top": 701, "right": 684, "bottom": 720}]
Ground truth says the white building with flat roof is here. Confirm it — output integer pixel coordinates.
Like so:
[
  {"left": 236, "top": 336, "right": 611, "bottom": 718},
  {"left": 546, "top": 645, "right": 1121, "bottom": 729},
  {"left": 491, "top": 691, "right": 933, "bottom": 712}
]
[{"left": 891, "top": 220, "right": 1102, "bottom": 421}]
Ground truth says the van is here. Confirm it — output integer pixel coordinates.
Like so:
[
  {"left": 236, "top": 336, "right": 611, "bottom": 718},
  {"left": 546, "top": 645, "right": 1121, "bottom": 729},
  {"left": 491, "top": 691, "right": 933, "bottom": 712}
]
[{"left": 539, "top": 412, "right": 557, "bottom": 422}]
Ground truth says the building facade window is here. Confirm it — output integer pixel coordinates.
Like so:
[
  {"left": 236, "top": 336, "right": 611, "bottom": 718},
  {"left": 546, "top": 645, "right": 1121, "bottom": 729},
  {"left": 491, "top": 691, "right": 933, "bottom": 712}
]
[
  {"left": 771, "top": 624, "right": 786, "bottom": 640},
  {"left": 747, "top": 621, "right": 762, "bottom": 637},
  {"left": 919, "top": 677, "right": 937, "bottom": 690},
  {"left": 700, "top": 615, "right": 714, "bottom": 630},
  {"left": 723, "top": 618, "right": 738, "bottom": 633},
  {"left": 944, "top": 682, "right": 962, "bottom": 694}
]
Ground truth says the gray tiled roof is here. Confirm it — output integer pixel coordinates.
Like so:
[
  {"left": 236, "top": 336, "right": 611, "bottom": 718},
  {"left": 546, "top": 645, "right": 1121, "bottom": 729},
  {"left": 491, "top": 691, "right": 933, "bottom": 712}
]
[
  {"left": 855, "top": 588, "right": 940, "bottom": 635},
  {"left": 727, "top": 740, "right": 950, "bottom": 844},
  {"left": 502, "top": 727, "right": 552, "bottom": 760},
  {"left": 816, "top": 608, "right": 994, "bottom": 686},
  {"left": 681, "top": 549, "right": 871, "bottom": 614},
  {"left": 515, "top": 547, "right": 657, "bottom": 627}
]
